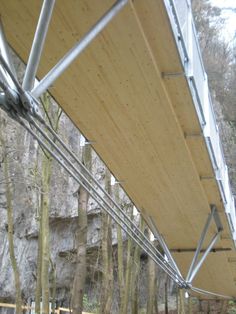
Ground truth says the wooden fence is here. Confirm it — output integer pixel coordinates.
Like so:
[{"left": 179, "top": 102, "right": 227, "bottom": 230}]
[{"left": 0, "top": 303, "right": 92, "bottom": 314}]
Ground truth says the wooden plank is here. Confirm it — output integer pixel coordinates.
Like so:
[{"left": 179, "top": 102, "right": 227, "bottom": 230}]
[
  {"left": 58, "top": 307, "right": 92, "bottom": 314},
  {"left": 173, "top": 251, "right": 236, "bottom": 297},
  {"left": 0, "top": 303, "right": 92, "bottom": 314},
  {"left": 0, "top": 303, "right": 32, "bottom": 310}
]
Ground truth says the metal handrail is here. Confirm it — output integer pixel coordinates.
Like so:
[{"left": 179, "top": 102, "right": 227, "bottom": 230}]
[{"left": 165, "top": 0, "right": 236, "bottom": 242}]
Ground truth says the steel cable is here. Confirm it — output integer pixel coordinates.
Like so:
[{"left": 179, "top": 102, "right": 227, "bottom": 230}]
[
  {"left": 0, "top": 10, "right": 233, "bottom": 299},
  {"left": 191, "top": 286, "right": 232, "bottom": 300},
  {"left": 17, "top": 115, "right": 186, "bottom": 286},
  {"left": 31, "top": 110, "right": 185, "bottom": 280}
]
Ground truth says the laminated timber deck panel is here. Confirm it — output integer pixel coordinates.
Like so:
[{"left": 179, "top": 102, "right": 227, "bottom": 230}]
[{"left": 1, "top": 0, "right": 235, "bottom": 297}]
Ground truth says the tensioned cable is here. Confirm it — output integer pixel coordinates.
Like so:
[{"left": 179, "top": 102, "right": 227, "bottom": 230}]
[
  {"left": 191, "top": 287, "right": 232, "bottom": 300},
  {"left": 26, "top": 114, "right": 185, "bottom": 284},
  {"left": 21, "top": 114, "right": 234, "bottom": 299},
  {"left": 31, "top": 108, "right": 183, "bottom": 278},
  {"left": 3, "top": 88, "right": 181, "bottom": 283},
  {"left": 16, "top": 115, "right": 186, "bottom": 286},
  {"left": 0, "top": 51, "right": 233, "bottom": 299}
]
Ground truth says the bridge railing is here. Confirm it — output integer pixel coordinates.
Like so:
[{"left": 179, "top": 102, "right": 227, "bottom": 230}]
[{"left": 165, "top": 0, "right": 236, "bottom": 241}]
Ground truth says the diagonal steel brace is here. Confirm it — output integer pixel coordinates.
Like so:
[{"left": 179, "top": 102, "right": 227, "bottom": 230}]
[{"left": 186, "top": 205, "right": 223, "bottom": 284}]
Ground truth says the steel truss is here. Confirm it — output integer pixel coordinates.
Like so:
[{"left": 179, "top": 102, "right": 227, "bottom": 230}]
[
  {"left": 0, "top": 0, "right": 231, "bottom": 299},
  {"left": 186, "top": 206, "right": 223, "bottom": 284}
]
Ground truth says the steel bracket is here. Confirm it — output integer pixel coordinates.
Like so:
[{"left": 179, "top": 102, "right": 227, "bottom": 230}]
[
  {"left": 186, "top": 205, "right": 223, "bottom": 284},
  {"left": 162, "top": 71, "right": 185, "bottom": 79}
]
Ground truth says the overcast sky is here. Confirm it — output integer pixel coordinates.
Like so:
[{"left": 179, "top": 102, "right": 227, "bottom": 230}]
[{"left": 211, "top": 0, "right": 236, "bottom": 42}]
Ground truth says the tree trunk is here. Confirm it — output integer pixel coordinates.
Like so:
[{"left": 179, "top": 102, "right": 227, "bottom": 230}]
[
  {"left": 113, "top": 184, "right": 125, "bottom": 314},
  {"left": 164, "top": 280, "right": 168, "bottom": 314},
  {"left": 4, "top": 153, "right": 22, "bottom": 314},
  {"left": 188, "top": 297, "right": 192, "bottom": 314},
  {"left": 71, "top": 184, "right": 88, "bottom": 314},
  {"left": 122, "top": 207, "right": 134, "bottom": 314},
  {"left": 178, "top": 289, "right": 185, "bottom": 314},
  {"left": 0, "top": 116, "right": 22, "bottom": 314},
  {"left": 37, "top": 93, "right": 61, "bottom": 314},
  {"left": 41, "top": 153, "right": 52, "bottom": 314},
  {"left": 71, "top": 143, "right": 91, "bottom": 314},
  {"left": 147, "top": 235, "right": 157, "bottom": 314},
  {"left": 130, "top": 216, "right": 144, "bottom": 314},
  {"left": 176, "top": 287, "right": 179, "bottom": 314},
  {"left": 199, "top": 299, "right": 203, "bottom": 313},
  {"left": 35, "top": 202, "right": 43, "bottom": 314},
  {"left": 99, "top": 169, "right": 114, "bottom": 314},
  {"left": 50, "top": 258, "right": 56, "bottom": 314},
  {"left": 221, "top": 300, "right": 228, "bottom": 313}
]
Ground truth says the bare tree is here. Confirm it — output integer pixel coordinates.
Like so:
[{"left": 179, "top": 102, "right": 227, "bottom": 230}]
[
  {"left": 130, "top": 216, "right": 144, "bottom": 314},
  {"left": 192, "top": 0, "right": 232, "bottom": 106},
  {"left": 113, "top": 184, "right": 125, "bottom": 313},
  {"left": 0, "top": 115, "right": 22, "bottom": 314},
  {"left": 147, "top": 233, "right": 158, "bottom": 314},
  {"left": 71, "top": 142, "right": 91, "bottom": 314},
  {"left": 178, "top": 289, "right": 185, "bottom": 314},
  {"left": 99, "top": 169, "right": 114, "bottom": 314},
  {"left": 35, "top": 93, "right": 62, "bottom": 314},
  {"left": 122, "top": 206, "right": 134, "bottom": 314}
]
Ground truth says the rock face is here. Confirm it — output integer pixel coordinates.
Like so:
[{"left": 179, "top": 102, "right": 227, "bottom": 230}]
[
  {"left": 0, "top": 84, "right": 134, "bottom": 307},
  {"left": 0, "top": 53, "right": 111, "bottom": 296},
  {"left": 0, "top": 111, "right": 109, "bottom": 300},
  {"left": 0, "top": 109, "right": 76, "bottom": 301},
  {"left": 0, "top": 73, "right": 176, "bottom": 312}
]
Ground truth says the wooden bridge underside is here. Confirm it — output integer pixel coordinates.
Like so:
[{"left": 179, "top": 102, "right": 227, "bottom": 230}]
[{"left": 1, "top": 0, "right": 236, "bottom": 297}]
